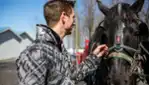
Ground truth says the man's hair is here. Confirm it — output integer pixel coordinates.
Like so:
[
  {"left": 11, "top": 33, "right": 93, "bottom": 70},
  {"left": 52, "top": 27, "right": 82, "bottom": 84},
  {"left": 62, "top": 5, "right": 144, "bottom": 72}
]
[{"left": 44, "top": 0, "right": 75, "bottom": 27}]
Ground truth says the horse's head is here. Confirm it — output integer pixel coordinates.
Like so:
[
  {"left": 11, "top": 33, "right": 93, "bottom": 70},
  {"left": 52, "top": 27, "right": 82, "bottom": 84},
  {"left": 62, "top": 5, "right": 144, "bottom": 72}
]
[
  {"left": 96, "top": 0, "right": 148, "bottom": 50},
  {"left": 89, "top": 0, "right": 148, "bottom": 85}
]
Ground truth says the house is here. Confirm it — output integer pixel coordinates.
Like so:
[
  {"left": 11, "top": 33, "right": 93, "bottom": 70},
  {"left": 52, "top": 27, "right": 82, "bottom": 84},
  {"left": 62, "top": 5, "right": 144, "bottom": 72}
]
[{"left": 0, "top": 27, "right": 34, "bottom": 59}]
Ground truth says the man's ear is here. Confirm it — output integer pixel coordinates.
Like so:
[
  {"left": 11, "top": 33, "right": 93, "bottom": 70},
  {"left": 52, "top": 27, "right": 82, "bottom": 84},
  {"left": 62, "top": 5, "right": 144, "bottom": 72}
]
[{"left": 60, "top": 12, "right": 66, "bottom": 24}]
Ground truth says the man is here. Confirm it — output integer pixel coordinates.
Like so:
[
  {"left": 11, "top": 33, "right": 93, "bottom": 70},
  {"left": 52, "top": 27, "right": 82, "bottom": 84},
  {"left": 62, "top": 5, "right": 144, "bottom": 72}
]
[{"left": 16, "top": 0, "right": 108, "bottom": 85}]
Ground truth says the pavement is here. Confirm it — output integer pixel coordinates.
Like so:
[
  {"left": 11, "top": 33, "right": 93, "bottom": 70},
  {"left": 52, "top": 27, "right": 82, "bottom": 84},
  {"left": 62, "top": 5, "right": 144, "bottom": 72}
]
[
  {"left": 0, "top": 58, "right": 147, "bottom": 85},
  {"left": 0, "top": 59, "right": 18, "bottom": 85}
]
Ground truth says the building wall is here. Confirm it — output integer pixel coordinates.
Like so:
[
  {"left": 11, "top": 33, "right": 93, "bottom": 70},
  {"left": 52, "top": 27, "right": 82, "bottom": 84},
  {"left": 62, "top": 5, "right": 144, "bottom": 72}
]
[
  {"left": 20, "top": 37, "right": 32, "bottom": 53},
  {"left": 0, "top": 38, "right": 21, "bottom": 59},
  {"left": 63, "top": 32, "right": 76, "bottom": 55},
  {"left": 64, "top": 35, "right": 74, "bottom": 49},
  {"left": 0, "top": 32, "right": 33, "bottom": 59}
]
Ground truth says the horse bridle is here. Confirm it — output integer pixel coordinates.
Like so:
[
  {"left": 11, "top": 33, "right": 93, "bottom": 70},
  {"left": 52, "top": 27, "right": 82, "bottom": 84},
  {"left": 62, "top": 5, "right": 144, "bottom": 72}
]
[
  {"left": 98, "top": 18, "right": 148, "bottom": 54},
  {"left": 108, "top": 18, "right": 148, "bottom": 62},
  {"left": 95, "top": 18, "right": 149, "bottom": 81}
]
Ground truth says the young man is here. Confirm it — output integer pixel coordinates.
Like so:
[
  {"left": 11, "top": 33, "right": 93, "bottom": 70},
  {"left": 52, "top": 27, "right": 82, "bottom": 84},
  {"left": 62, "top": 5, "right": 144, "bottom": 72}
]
[{"left": 16, "top": 0, "right": 108, "bottom": 85}]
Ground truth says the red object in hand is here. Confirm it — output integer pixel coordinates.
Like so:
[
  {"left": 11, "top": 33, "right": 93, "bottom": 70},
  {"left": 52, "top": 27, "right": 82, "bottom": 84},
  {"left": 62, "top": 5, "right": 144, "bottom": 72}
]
[
  {"left": 76, "top": 52, "right": 82, "bottom": 64},
  {"left": 81, "top": 39, "right": 90, "bottom": 62},
  {"left": 76, "top": 39, "right": 90, "bottom": 64},
  {"left": 85, "top": 39, "right": 89, "bottom": 47}
]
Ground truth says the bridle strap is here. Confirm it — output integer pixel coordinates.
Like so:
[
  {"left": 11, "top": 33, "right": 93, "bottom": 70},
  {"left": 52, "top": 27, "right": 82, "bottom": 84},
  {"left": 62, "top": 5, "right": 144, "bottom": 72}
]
[
  {"left": 107, "top": 52, "right": 133, "bottom": 64},
  {"left": 109, "top": 45, "right": 139, "bottom": 53}
]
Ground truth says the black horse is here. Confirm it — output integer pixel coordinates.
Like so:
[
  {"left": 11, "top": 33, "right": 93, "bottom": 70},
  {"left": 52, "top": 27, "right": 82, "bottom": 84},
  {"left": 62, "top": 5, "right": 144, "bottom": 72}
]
[{"left": 85, "top": 0, "right": 149, "bottom": 85}]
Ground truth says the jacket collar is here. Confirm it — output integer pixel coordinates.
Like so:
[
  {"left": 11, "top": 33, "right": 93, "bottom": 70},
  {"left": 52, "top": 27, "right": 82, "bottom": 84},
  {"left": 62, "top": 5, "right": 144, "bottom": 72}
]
[{"left": 36, "top": 24, "right": 62, "bottom": 46}]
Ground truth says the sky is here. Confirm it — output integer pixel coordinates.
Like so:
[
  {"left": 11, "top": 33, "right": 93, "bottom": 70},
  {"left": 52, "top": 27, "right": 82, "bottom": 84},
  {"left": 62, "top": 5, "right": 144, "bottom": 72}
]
[
  {"left": 0, "top": 0, "right": 47, "bottom": 38},
  {"left": 0, "top": 0, "right": 112, "bottom": 38},
  {"left": 0, "top": 0, "right": 148, "bottom": 39}
]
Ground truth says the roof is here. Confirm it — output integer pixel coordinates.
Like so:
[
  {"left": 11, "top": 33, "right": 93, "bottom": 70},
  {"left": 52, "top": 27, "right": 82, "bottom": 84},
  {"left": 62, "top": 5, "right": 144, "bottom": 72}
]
[
  {"left": 0, "top": 27, "right": 34, "bottom": 43},
  {"left": 0, "top": 28, "right": 22, "bottom": 42},
  {"left": 20, "top": 32, "right": 34, "bottom": 42}
]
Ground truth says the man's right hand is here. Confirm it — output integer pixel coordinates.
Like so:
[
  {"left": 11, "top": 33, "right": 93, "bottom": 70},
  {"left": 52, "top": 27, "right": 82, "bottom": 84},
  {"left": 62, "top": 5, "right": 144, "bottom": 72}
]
[{"left": 92, "top": 44, "right": 108, "bottom": 58}]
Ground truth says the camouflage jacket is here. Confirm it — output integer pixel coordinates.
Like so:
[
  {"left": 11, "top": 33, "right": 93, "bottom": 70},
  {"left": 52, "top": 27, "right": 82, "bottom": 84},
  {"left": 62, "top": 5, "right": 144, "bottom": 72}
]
[{"left": 16, "top": 24, "right": 102, "bottom": 85}]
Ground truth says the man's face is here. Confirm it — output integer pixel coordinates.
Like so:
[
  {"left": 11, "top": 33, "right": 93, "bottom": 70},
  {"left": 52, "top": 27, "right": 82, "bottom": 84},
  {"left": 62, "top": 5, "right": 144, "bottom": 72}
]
[{"left": 64, "top": 8, "right": 75, "bottom": 35}]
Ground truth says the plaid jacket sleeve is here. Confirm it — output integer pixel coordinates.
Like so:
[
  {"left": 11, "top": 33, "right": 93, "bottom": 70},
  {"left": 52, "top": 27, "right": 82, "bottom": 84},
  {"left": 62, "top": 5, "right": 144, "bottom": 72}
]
[
  {"left": 70, "top": 54, "right": 102, "bottom": 83},
  {"left": 16, "top": 45, "right": 50, "bottom": 85},
  {"left": 62, "top": 46, "right": 102, "bottom": 84}
]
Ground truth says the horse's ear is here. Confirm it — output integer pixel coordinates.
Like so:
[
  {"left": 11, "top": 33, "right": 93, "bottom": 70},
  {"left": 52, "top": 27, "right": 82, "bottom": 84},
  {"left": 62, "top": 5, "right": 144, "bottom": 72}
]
[
  {"left": 97, "top": 1, "right": 110, "bottom": 16},
  {"left": 130, "top": 0, "right": 144, "bottom": 13}
]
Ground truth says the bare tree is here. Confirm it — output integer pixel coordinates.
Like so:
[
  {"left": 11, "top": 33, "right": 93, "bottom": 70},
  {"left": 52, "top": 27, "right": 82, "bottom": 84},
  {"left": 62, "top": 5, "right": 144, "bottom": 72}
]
[
  {"left": 112, "top": 0, "right": 135, "bottom": 5},
  {"left": 112, "top": 0, "right": 126, "bottom": 4},
  {"left": 82, "top": 0, "right": 96, "bottom": 38},
  {"left": 112, "top": 0, "right": 119, "bottom": 4}
]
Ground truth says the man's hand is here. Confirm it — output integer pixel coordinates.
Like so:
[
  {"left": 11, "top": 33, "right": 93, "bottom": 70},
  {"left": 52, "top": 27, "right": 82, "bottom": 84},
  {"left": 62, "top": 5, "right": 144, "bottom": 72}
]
[{"left": 92, "top": 44, "right": 108, "bottom": 57}]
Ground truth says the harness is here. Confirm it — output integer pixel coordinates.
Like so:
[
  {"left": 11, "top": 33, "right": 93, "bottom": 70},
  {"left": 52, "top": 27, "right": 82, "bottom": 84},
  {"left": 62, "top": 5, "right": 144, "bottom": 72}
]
[{"left": 108, "top": 52, "right": 133, "bottom": 64}]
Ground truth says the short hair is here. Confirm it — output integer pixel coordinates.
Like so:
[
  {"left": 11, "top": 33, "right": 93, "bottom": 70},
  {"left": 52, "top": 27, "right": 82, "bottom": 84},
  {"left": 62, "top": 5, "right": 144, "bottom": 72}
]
[{"left": 44, "top": 0, "right": 75, "bottom": 27}]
